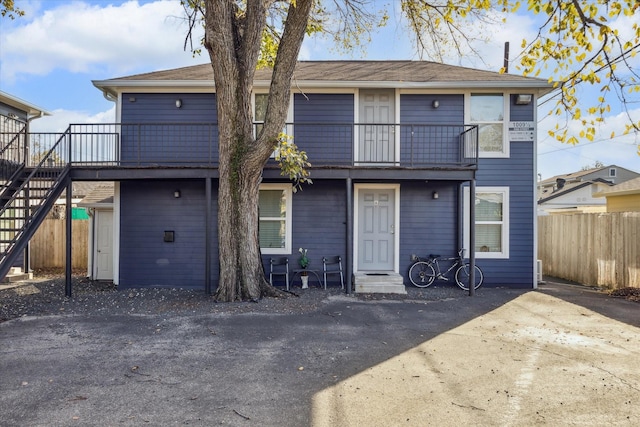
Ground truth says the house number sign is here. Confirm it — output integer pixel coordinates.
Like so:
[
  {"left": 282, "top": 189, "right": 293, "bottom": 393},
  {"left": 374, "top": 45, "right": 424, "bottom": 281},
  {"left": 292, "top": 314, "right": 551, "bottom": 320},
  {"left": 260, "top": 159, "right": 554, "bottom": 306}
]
[{"left": 508, "top": 121, "right": 535, "bottom": 142}]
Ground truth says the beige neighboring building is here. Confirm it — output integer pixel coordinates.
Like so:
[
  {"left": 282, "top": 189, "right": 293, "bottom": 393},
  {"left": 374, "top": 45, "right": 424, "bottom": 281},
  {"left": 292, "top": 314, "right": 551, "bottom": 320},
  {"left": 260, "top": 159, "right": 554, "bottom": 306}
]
[{"left": 594, "top": 176, "right": 640, "bottom": 212}]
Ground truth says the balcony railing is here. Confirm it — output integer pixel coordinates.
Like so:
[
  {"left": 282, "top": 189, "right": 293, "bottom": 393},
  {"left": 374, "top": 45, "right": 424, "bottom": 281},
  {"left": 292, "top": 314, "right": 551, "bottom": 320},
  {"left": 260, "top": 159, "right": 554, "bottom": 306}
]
[{"left": 3, "top": 123, "right": 478, "bottom": 170}]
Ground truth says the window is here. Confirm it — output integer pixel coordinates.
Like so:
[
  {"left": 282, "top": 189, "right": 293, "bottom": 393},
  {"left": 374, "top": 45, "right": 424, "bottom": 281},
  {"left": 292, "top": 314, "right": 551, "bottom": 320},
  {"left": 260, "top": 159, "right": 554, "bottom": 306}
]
[
  {"left": 469, "top": 93, "right": 508, "bottom": 157},
  {"left": 259, "top": 184, "right": 292, "bottom": 254},
  {"left": 463, "top": 187, "right": 509, "bottom": 258},
  {"left": 609, "top": 168, "right": 616, "bottom": 177},
  {"left": 252, "top": 93, "right": 293, "bottom": 157}
]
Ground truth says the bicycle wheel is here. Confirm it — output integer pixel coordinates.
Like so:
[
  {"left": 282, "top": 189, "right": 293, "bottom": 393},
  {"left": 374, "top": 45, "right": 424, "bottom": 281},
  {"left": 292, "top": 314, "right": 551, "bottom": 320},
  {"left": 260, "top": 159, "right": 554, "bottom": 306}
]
[
  {"left": 408, "top": 261, "right": 436, "bottom": 287},
  {"left": 454, "top": 264, "right": 484, "bottom": 290}
]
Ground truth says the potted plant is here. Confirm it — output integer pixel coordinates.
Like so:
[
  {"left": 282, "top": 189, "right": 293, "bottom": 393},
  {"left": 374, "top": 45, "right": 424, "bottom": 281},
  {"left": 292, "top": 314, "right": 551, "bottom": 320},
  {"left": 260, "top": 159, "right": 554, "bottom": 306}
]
[{"left": 299, "top": 247, "right": 309, "bottom": 289}]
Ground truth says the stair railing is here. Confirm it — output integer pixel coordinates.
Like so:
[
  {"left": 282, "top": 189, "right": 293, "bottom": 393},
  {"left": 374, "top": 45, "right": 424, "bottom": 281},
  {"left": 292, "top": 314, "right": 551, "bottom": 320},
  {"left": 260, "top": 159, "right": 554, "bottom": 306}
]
[{"left": 0, "top": 129, "right": 71, "bottom": 267}]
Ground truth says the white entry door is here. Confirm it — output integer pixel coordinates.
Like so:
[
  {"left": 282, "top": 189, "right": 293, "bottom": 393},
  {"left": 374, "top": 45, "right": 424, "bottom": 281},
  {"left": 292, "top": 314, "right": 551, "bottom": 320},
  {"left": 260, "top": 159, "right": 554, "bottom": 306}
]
[
  {"left": 357, "top": 187, "right": 396, "bottom": 271},
  {"left": 95, "top": 210, "right": 113, "bottom": 280},
  {"left": 358, "top": 89, "right": 396, "bottom": 164}
]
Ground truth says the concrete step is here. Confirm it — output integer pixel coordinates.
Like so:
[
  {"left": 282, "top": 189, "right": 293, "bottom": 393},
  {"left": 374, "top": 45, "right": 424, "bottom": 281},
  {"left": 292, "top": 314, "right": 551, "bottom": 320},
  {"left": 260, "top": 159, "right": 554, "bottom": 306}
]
[
  {"left": 2, "top": 268, "right": 33, "bottom": 283},
  {"left": 353, "top": 272, "right": 406, "bottom": 294}
]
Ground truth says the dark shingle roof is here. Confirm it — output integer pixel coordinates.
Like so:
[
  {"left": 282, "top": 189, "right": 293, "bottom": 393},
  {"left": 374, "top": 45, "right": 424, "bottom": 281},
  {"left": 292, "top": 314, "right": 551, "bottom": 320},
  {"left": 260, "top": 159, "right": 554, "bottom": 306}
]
[{"left": 99, "top": 60, "right": 552, "bottom": 87}]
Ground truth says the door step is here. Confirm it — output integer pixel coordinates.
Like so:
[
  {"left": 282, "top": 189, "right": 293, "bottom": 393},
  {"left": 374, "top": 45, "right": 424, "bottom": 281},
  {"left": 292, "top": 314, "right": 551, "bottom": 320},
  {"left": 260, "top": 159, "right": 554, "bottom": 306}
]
[
  {"left": 1, "top": 267, "right": 33, "bottom": 283},
  {"left": 353, "top": 272, "right": 406, "bottom": 294}
]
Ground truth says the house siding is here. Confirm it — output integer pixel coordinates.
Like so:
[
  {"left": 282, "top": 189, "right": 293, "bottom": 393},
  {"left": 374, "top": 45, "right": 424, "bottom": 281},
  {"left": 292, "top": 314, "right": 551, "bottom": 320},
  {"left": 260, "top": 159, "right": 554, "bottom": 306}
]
[
  {"left": 293, "top": 93, "right": 354, "bottom": 165},
  {"left": 468, "top": 97, "right": 536, "bottom": 287},
  {"left": 119, "top": 180, "right": 214, "bottom": 289},
  {"left": 399, "top": 182, "right": 458, "bottom": 283},
  {"left": 111, "top": 89, "right": 537, "bottom": 290},
  {"left": 120, "top": 93, "right": 218, "bottom": 165},
  {"left": 261, "top": 179, "right": 348, "bottom": 286}
]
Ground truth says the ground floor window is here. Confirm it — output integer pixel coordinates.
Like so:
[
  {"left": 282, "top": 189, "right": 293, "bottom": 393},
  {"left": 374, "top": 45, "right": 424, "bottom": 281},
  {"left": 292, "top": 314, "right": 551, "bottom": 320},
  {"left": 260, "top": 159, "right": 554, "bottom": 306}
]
[
  {"left": 463, "top": 186, "right": 509, "bottom": 258},
  {"left": 259, "top": 183, "right": 292, "bottom": 254}
]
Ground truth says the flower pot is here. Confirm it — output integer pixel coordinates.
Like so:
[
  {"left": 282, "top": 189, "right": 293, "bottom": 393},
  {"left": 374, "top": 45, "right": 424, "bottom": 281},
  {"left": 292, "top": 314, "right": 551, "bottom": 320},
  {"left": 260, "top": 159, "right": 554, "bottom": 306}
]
[{"left": 301, "top": 275, "right": 309, "bottom": 289}]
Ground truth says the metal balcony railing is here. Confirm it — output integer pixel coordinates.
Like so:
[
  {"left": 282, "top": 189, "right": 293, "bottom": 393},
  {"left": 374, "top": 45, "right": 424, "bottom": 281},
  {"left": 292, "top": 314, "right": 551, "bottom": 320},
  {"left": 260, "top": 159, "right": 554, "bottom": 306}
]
[{"left": 3, "top": 123, "right": 479, "bottom": 169}]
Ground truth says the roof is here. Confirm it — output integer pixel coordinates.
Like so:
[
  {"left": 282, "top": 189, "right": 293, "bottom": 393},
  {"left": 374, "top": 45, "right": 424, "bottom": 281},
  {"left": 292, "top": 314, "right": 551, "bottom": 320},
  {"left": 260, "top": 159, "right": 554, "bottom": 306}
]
[
  {"left": 594, "top": 176, "right": 640, "bottom": 197},
  {"left": 538, "top": 178, "right": 613, "bottom": 204},
  {"left": 0, "top": 91, "right": 51, "bottom": 118},
  {"left": 77, "top": 183, "right": 115, "bottom": 207},
  {"left": 93, "top": 60, "right": 555, "bottom": 95}
]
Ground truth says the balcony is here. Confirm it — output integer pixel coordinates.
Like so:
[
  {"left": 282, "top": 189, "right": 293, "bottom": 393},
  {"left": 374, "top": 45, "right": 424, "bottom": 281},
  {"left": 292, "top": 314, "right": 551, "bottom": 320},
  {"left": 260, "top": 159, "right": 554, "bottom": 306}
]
[{"left": 2, "top": 123, "right": 478, "bottom": 180}]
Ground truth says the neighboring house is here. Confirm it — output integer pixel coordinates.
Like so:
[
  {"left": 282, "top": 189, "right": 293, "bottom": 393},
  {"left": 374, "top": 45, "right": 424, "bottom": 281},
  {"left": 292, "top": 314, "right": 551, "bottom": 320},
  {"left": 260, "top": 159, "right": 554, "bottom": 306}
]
[
  {"left": 0, "top": 61, "right": 555, "bottom": 292},
  {"left": 593, "top": 177, "right": 640, "bottom": 212},
  {"left": 0, "top": 91, "right": 50, "bottom": 280},
  {"left": 537, "top": 165, "right": 640, "bottom": 215}
]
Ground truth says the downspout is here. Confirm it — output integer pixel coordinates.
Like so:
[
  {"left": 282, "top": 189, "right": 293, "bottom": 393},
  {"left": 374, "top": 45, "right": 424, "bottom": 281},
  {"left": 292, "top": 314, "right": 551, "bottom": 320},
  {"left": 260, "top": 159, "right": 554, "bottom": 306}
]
[
  {"left": 469, "top": 177, "right": 476, "bottom": 297},
  {"left": 346, "top": 178, "right": 353, "bottom": 295}
]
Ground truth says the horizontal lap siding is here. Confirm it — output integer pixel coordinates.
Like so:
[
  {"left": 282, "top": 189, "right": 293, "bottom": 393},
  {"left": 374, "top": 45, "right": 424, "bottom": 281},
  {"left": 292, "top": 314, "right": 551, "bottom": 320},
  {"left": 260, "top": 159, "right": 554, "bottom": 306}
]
[
  {"left": 400, "top": 95, "right": 465, "bottom": 164},
  {"left": 120, "top": 93, "right": 218, "bottom": 165},
  {"left": 473, "top": 98, "right": 535, "bottom": 287},
  {"left": 119, "top": 180, "right": 217, "bottom": 289},
  {"left": 262, "top": 180, "right": 348, "bottom": 286},
  {"left": 294, "top": 94, "right": 354, "bottom": 165},
  {"left": 399, "top": 182, "right": 458, "bottom": 283}
]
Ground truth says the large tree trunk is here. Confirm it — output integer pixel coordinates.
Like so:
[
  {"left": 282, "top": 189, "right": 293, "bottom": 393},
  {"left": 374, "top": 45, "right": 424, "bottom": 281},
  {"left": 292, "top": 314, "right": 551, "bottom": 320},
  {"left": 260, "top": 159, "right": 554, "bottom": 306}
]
[{"left": 204, "top": 0, "right": 313, "bottom": 301}]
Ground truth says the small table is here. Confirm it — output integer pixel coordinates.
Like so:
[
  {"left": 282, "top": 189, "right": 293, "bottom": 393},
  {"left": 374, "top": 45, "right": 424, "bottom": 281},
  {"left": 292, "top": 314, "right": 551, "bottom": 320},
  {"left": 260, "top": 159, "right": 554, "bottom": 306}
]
[{"left": 290, "top": 269, "right": 323, "bottom": 289}]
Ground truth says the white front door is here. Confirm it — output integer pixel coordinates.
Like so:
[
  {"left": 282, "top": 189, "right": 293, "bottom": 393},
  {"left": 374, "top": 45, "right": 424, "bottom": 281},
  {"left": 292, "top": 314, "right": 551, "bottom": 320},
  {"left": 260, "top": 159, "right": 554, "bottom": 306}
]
[
  {"left": 95, "top": 210, "right": 113, "bottom": 280},
  {"left": 358, "top": 89, "right": 396, "bottom": 164},
  {"left": 356, "top": 186, "right": 397, "bottom": 271}
]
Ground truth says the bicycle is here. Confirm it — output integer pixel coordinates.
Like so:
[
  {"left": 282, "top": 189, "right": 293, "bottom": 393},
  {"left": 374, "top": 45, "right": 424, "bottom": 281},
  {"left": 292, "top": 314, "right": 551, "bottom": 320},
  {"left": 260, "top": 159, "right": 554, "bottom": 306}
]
[{"left": 408, "top": 249, "right": 483, "bottom": 290}]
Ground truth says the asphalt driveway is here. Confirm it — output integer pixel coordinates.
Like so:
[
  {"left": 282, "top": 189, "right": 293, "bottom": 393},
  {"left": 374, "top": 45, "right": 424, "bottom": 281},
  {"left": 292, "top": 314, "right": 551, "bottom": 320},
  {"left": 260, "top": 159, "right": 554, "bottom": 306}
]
[{"left": 1, "top": 282, "right": 638, "bottom": 426}]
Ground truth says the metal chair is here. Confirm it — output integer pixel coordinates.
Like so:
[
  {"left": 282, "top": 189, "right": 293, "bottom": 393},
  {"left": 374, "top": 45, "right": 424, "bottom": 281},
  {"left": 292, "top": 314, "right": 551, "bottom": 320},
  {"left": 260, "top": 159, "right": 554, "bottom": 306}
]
[
  {"left": 269, "top": 257, "right": 290, "bottom": 290},
  {"left": 322, "top": 256, "right": 344, "bottom": 289}
]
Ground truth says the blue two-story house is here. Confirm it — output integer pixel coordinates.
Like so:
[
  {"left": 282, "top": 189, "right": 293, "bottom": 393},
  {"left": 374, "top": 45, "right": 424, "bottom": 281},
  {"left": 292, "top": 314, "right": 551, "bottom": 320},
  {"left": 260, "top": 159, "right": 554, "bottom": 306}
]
[{"left": 0, "top": 61, "right": 554, "bottom": 293}]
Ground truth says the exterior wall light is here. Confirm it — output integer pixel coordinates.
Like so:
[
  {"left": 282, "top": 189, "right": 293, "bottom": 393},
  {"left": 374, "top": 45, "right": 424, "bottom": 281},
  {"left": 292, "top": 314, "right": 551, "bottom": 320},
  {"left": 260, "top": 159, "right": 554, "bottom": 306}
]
[
  {"left": 174, "top": 190, "right": 181, "bottom": 198},
  {"left": 432, "top": 191, "right": 439, "bottom": 199},
  {"left": 515, "top": 94, "right": 532, "bottom": 105},
  {"left": 175, "top": 99, "right": 182, "bottom": 108},
  {"left": 432, "top": 100, "right": 440, "bottom": 108}
]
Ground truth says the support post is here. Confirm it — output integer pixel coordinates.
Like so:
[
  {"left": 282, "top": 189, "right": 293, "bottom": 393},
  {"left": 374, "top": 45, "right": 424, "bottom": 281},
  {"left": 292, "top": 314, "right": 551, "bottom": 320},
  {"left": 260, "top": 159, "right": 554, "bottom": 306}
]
[
  {"left": 65, "top": 180, "right": 72, "bottom": 298},
  {"left": 469, "top": 178, "right": 476, "bottom": 296},
  {"left": 205, "top": 177, "right": 212, "bottom": 295},
  {"left": 345, "top": 178, "right": 353, "bottom": 295}
]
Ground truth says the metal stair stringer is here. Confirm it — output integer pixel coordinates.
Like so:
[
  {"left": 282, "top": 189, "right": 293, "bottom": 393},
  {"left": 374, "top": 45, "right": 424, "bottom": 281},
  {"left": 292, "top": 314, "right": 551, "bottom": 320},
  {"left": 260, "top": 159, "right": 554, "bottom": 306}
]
[{"left": 0, "top": 168, "right": 71, "bottom": 281}]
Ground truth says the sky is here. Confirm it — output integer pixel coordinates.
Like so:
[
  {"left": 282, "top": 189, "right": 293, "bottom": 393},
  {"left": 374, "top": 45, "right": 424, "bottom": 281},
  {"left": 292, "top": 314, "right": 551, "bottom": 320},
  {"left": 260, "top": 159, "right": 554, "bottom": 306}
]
[{"left": 1, "top": 0, "right": 638, "bottom": 179}]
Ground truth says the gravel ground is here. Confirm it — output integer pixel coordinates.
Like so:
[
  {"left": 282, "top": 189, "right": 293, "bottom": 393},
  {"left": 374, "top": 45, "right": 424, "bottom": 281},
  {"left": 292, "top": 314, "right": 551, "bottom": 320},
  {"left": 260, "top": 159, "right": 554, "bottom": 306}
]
[{"left": 0, "top": 269, "right": 472, "bottom": 323}]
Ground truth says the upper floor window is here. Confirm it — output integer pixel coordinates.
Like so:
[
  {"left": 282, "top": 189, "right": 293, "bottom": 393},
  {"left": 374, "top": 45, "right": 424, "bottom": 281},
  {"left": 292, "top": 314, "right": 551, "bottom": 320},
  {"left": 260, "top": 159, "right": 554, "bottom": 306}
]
[
  {"left": 259, "top": 183, "right": 292, "bottom": 255},
  {"left": 609, "top": 168, "right": 616, "bottom": 177},
  {"left": 469, "top": 94, "right": 508, "bottom": 158}
]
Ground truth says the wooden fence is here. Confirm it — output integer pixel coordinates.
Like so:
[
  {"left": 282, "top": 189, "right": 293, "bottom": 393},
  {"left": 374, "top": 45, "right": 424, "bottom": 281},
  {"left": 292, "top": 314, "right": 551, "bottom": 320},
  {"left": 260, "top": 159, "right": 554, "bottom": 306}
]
[
  {"left": 30, "top": 219, "right": 88, "bottom": 269},
  {"left": 538, "top": 212, "right": 640, "bottom": 289}
]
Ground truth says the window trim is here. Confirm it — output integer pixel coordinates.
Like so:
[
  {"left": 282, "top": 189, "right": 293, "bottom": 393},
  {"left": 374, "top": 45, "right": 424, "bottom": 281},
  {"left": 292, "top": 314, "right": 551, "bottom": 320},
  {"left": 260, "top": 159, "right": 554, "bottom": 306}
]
[
  {"left": 463, "top": 186, "right": 510, "bottom": 259},
  {"left": 259, "top": 183, "right": 292, "bottom": 255},
  {"left": 465, "top": 92, "right": 510, "bottom": 158}
]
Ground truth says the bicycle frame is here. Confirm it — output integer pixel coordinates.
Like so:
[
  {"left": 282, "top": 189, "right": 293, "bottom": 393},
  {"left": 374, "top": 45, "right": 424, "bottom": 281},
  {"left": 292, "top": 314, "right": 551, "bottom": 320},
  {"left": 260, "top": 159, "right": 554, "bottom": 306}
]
[{"left": 409, "top": 249, "right": 482, "bottom": 290}]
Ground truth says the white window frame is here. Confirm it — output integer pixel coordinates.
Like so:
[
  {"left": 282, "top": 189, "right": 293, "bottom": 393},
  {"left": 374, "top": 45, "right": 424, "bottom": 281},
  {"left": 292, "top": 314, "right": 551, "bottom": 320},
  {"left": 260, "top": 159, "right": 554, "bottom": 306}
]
[
  {"left": 259, "top": 183, "right": 292, "bottom": 255},
  {"left": 252, "top": 92, "right": 294, "bottom": 157},
  {"left": 463, "top": 186, "right": 510, "bottom": 259},
  {"left": 609, "top": 167, "right": 616, "bottom": 177},
  {"left": 465, "top": 93, "right": 509, "bottom": 158}
]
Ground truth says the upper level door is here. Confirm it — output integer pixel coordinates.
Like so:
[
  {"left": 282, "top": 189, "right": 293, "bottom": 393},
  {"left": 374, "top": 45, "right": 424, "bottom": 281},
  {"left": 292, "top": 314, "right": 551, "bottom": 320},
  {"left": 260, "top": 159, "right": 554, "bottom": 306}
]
[{"left": 358, "top": 89, "right": 396, "bottom": 164}]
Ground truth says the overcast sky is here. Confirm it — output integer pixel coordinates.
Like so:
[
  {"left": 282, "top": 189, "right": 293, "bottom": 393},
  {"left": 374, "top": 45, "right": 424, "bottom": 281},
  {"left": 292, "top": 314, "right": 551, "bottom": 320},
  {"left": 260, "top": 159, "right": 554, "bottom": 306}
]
[{"left": 1, "top": 0, "right": 638, "bottom": 178}]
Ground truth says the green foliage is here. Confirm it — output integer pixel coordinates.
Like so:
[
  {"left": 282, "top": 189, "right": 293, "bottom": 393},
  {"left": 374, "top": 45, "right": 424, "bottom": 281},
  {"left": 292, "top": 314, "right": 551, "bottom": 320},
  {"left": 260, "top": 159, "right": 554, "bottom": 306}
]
[
  {"left": 274, "top": 133, "right": 312, "bottom": 193},
  {"left": 298, "top": 247, "right": 309, "bottom": 268},
  {"left": 516, "top": 0, "right": 640, "bottom": 143}
]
